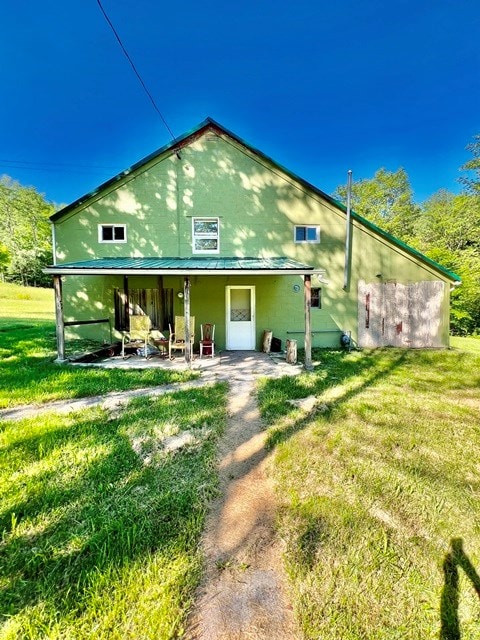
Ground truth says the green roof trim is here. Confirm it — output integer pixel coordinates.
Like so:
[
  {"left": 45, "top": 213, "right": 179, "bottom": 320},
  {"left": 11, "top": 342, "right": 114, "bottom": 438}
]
[
  {"left": 50, "top": 117, "right": 461, "bottom": 284},
  {"left": 45, "top": 256, "right": 317, "bottom": 275}
]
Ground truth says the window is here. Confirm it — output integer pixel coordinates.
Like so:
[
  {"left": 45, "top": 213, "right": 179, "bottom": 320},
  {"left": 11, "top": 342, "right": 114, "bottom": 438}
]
[
  {"left": 98, "top": 224, "right": 127, "bottom": 243},
  {"left": 295, "top": 225, "right": 320, "bottom": 243},
  {"left": 311, "top": 287, "right": 321, "bottom": 309},
  {"left": 114, "top": 288, "right": 173, "bottom": 331},
  {"left": 192, "top": 217, "right": 219, "bottom": 254}
]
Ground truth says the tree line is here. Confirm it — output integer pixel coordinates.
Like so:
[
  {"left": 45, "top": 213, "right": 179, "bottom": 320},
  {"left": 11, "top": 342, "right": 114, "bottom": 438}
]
[
  {"left": 1, "top": 135, "right": 479, "bottom": 333},
  {"left": 0, "top": 176, "right": 55, "bottom": 288},
  {"left": 334, "top": 136, "right": 480, "bottom": 335}
]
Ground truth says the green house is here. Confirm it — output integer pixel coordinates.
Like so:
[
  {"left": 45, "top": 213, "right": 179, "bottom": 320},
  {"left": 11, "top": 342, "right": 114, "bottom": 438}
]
[{"left": 46, "top": 118, "right": 460, "bottom": 363}]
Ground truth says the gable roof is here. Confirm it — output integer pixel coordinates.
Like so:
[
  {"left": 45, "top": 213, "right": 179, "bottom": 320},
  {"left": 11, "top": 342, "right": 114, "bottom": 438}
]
[{"left": 50, "top": 117, "right": 461, "bottom": 284}]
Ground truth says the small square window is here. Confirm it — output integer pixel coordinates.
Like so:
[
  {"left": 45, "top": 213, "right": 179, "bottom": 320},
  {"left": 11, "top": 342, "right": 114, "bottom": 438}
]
[
  {"left": 311, "top": 287, "right": 321, "bottom": 309},
  {"left": 98, "top": 224, "right": 127, "bottom": 243},
  {"left": 295, "top": 225, "right": 320, "bottom": 243},
  {"left": 192, "top": 217, "right": 219, "bottom": 254}
]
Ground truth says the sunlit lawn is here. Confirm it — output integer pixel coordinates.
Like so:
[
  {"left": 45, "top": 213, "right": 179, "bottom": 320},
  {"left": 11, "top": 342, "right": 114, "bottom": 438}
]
[
  {"left": 0, "top": 283, "right": 195, "bottom": 408},
  {"left": 258, "top": 339, "right": 480, "bottom": 639},
  {"left": 0, "top": 384, "right": 228, "bottom": 639}
]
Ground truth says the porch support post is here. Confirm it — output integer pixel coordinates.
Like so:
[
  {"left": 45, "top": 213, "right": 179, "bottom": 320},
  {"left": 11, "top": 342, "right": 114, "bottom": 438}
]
[
  {"left": 304, "top": 274, "right": 313, "bottom": 371},
  {"left": 53, "top": 275, "right": 67, "bottom": 363},
  {"left": 184, "top": 276, "right": 192, "bottom": 367}
]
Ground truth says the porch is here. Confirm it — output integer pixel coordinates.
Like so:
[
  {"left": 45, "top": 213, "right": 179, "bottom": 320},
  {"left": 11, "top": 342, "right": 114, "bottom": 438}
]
[
  {"left": 68, "top": 349, "right": 306, "bottom": 380},
  {"left": 45, "top": 257, "right": 326, "bottom": 370}
]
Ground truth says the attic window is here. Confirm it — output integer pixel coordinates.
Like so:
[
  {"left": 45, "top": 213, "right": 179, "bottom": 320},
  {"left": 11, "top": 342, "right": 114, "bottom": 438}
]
[
  {"left": 192, "top": 217, "right": 219, "bottom": 254},
  {"left": 295, "top": 225, "right": 320, "bottom": 243},
  {"left": 99, "top": 224, "right": 127, "bottom": 243}
]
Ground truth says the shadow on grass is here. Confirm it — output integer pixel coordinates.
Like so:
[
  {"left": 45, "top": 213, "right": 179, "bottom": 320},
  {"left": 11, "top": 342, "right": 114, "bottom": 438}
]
[
  {"left": 440, "top": 538, "right": 480, "bottom": 640},
  {"left": 260, "top": 348, "right": 409, "bottom": 449},
  {"left": 0, "top": 385, "right": 225, "bottom": 629},
  {"left": 0, "top": 323, "right": 194, "bottom": 407}
]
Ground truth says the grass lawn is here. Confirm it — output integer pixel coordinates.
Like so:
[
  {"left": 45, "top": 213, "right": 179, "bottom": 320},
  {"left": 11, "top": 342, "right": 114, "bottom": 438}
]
[
  {"left": 0, "top": 283, "right": 196, "bottom": 408},
  {"left": 0, "top": 384, "right": 228, "bottom": 639},
  {"left": 258, "top": 339, "right": 480, "bottom": 639},
  {"left": 1, "top": 283, "right": 228, "bottom": 638}
]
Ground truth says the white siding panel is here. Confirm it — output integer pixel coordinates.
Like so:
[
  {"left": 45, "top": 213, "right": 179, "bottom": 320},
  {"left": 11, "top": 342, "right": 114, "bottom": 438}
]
[{"left": 358, "top": 281, "right": 445, "bottom": 348}]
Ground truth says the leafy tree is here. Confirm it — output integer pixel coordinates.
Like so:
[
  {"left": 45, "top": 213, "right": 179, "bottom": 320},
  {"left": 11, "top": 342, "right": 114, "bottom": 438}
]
[
  {"left": 334, "top": 168, "right": 420, "bottom": 244},
  {"left": 0, "top": 176, "right": 54, "bottom": 286},
  {"left": 460, "top": 134, "right": 480, "bottom": 194},
  {"left": 0, "top": 243, "right": 9, "bottom": 280}
]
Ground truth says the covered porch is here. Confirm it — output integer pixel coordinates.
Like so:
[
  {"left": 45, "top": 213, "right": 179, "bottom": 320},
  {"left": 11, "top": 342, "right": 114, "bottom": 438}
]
[{"left": 45, "top": 257, "right": 325, "bottom": 370}]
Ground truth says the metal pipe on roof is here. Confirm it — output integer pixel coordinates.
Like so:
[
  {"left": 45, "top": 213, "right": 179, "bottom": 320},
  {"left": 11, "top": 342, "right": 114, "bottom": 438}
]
[{"left": 343, "top": 170, "right": 353, "bottom": 291}]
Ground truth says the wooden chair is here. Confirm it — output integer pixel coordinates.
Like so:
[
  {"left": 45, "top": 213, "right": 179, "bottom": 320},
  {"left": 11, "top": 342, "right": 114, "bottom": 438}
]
[
  {"left": 200, "top": 323, "right": 215, "bottom": 358},
  {"left": 121, "top": 315, "right": 152, "bottom": 359},
  {"left": 168, "top": 316, "right": 195, "bottom": 359}
]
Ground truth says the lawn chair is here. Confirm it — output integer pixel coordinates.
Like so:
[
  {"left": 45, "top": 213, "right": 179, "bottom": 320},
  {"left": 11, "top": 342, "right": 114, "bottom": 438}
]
[
  {"left": 199, "top": 323, "right": 215, "bottom": 358},
  {"left": 121, "top": 315, "right": 152, "bottom": 359},
  {"left": 169, "top": 315, "right": 195, "bottom": 359}
]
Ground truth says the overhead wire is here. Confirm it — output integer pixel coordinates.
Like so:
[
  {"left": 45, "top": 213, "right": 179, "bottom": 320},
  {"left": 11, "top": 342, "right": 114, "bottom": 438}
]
[{"left": 95, "top": 0, "right": 177, "bottom": 144}]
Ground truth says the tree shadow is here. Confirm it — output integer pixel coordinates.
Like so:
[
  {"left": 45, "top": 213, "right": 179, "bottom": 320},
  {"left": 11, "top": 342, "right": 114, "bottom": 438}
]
[
  {"left": 440, "top": 538, "right": 480, "bottom": 640},
  {"left": 0, "top": 384, "right": 226, "bottom": 630}
]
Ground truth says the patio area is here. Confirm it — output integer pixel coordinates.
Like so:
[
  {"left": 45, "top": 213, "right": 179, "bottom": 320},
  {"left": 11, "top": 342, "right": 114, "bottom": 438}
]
[{"left": 70, "top": 349, "right": 306, "bottom": 381}]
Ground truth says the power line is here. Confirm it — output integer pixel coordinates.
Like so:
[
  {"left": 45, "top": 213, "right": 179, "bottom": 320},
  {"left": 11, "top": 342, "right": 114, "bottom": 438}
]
[
  {"left": 0, "top": 159, "right": 117, "bottom": 170},
  {"left": 96, "top": 0, "right": 177, "bottom": 144}
]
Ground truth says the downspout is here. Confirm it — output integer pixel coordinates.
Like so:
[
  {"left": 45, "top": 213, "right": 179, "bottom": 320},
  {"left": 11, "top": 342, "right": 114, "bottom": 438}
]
[{"left": 343, "top": 169, "right": 353, "bottom": 290}]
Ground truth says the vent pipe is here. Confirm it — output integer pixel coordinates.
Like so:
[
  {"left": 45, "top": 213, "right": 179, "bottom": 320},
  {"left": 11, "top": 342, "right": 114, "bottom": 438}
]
[{"left": 343, "top": 170, "right": 353, "bottom": 290}]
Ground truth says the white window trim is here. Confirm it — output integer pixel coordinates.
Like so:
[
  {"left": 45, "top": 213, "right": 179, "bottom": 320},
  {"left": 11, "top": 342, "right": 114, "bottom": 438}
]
[
  {"left": 98, "top": 224, "right": 127, "bottom": 244},
  {"left": 294, "top": 224, "right": 320, "bottom": 244},
  {"left": 192, "top": 217, "right": 220, "bottom": 254}
]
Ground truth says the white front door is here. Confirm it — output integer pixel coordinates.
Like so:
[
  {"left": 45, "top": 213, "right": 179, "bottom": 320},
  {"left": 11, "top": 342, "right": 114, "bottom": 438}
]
[{"left": 226, "top": 286, "right": 256, "bottom": 350}]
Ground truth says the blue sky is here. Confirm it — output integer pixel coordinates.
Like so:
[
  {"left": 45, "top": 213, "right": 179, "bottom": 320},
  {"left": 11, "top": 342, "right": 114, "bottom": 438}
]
[{"left": 1, "top": 0, "right": 479, "bottom": 206}]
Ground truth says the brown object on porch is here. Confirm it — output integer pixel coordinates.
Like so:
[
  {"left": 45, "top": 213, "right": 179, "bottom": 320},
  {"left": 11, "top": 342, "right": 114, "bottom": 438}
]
[
  {"left": 262, "top": 330, "right": 273, "bottom": 353},
  {"left": 199, "top": 323, "right": 215, "bottom": 358},
  {"left": 121, "top": 315, "right": 152, "bottom": 359},
  {"left": 169, "top": 316, "right": 195, "bottom": 360},
  {"left": 286, "top": 339, "right": 297, "bottom": 364}
]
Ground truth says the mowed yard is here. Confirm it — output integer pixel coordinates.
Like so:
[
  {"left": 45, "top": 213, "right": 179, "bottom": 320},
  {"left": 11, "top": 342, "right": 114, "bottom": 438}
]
[{"left": 1, "top": 281, "right": 480, "bottom": 638}]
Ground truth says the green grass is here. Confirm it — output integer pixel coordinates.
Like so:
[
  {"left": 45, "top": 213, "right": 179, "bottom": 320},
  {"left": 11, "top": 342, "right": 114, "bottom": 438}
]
[
  {"left": 0, "top": 282, "right": 196, "bottom": 408},
  {"left": 0, "top": 383, "right": 228, "bottom": 639},
  {"left": 0, "top": 282, "right": 54, "bottom": 325},
  {"left": 258, "top": 340, "right": 480, "bottom": 639}
]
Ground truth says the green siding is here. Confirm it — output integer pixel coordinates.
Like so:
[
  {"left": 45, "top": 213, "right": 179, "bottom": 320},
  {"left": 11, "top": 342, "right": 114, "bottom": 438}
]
[{"left": 56, "top": 129, "right": 454, "bottom": 349}]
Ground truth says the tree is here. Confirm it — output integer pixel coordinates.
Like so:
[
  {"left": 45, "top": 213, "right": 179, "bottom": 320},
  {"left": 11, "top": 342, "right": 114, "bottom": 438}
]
[
  {"left": 460, "top": 134, "right": 480, "bottom": 195},
  {"left": 417, "top": 190, "right": 480, "bottom": 335},
  {"left": 0, "top": 176, "right": 54, "bottom": 287},
  {"left": 334, "top": 168, "right": 420, "bottom": 244}
]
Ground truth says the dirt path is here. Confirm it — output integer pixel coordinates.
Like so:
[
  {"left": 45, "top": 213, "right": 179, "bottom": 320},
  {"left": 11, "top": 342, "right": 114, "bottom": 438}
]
[{"left": 186, "top": 369, "right": 301, "bottom": 639}]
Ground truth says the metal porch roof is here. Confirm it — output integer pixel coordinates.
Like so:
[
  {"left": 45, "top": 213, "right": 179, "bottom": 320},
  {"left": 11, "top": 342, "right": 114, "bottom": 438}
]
[{"left": 44, "top": 256, "right": 320, "bottom": 276}]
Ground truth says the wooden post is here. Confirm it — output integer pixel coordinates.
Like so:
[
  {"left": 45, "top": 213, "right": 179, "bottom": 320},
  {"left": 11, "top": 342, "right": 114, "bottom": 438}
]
[
  {"left": 53, "top": 275, "right": 67, "bottom": 362},
  {"left": 304, "top": 275, "right": 313, "bottom": 370},
  {"left": 123, "top": 275, "right": 129, "bottom": 329},
  {"left": 286, "top": 339, "right": 297, "bottom": 364},
  {"left": 184, "top": 276, "right": 192, "bottom": 367},
  {"left": 262, "top": 330, "right": 273, "bottom": 353}
]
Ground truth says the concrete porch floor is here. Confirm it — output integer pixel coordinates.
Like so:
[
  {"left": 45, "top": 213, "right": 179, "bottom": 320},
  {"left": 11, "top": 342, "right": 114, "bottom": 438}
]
[{"left": 71, "top": 350, "right": 305, "bottom": 380}]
